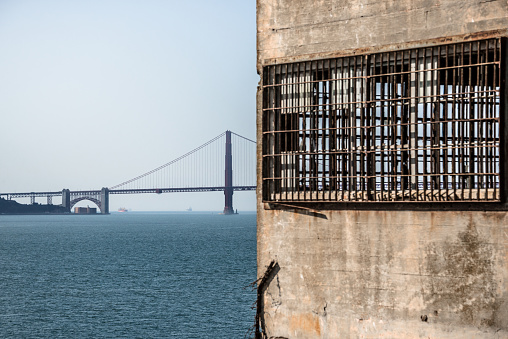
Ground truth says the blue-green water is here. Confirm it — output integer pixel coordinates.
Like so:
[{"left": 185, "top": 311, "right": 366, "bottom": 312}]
[{"left": 0, "top": 212, "right": 257, "bottom": 338}]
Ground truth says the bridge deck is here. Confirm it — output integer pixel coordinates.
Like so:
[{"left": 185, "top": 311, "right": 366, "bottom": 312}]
[
  {"left": 110, "top": 186, "right": 256, "bottom": 194},
  {"left": 1, "top": 186, "right": 256, "bottom": 199}
]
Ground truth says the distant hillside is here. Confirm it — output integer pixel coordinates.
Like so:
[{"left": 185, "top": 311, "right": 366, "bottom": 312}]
[{"left": 0, "top": 198, "right": 68, "bottom": 214}]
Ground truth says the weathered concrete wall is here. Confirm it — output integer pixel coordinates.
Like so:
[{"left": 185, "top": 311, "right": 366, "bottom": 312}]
[
  {"left": 257, "top": 0, "right": 508, "bottom": 69},
  {"left": 257, "top": 210, "right": 508, "bottom": 338},
  {"left": 256, "top": 0, "right": 508, "bottom": 337}
]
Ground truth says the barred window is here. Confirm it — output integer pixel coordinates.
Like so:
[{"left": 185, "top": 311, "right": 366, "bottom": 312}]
[{"left": 262, "top": 38, "right": 503, "bottom": 203}]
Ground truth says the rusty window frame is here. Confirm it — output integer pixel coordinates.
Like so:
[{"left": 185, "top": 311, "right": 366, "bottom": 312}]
[{"left": 262, "top": 38, "right": 504, "bottom": 203}]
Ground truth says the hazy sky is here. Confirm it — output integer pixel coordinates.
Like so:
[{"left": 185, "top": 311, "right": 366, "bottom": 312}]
[{"left": 0, "top": 0, "right": 258, "bottom": 211}]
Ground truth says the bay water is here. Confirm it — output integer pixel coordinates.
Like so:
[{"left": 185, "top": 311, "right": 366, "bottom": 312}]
[{"left": 0, "top": 212, "right": 257, "bottom": 338}]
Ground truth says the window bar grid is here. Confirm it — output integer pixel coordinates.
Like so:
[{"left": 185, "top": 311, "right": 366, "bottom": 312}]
[{"left": 262, "top": 38, "right": 502, "bottom": 203}]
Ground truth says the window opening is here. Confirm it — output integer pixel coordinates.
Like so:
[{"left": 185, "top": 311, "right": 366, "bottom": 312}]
[{"left": 262, "top": 38, "right": 502, "bottom": 203}]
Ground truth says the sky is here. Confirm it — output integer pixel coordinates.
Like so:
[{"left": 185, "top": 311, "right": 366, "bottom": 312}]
[{"left": 0, "top": 0, "right": 258, "bottom": 211}]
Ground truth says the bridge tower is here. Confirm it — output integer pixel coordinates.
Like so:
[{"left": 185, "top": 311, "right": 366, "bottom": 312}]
[
  {"left": 100, "top": 187, "right": 109, "bottom": 214},
  {"left": 223, "top": 130, "right": 234, "bottom": 215},
  {"left": 62, "top": 189, "right": 71, "bottom": 212}
]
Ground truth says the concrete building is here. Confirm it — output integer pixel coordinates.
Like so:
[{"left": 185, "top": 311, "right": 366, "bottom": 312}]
[
  {"left": 74, "top": 206, "right": 97, "bottom": 214},
  {"left": 256, "top": 1, "right": 508, "bottom": 338}
]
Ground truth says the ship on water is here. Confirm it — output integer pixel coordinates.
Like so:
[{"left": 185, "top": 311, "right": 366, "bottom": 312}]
[
  {"left": 118, "top": 207, "right": 128, "bottom": 212},
  {"left": 186, "top": 207, "right": 192, "bottom": 212}
]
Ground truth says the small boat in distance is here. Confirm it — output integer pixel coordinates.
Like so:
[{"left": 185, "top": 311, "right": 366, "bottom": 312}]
[
  {"left": 118, "top": 207, "right": 128, "bottom": 212},
  {"left": 186, "top": 207, "right": 192, "bottom": 212}
]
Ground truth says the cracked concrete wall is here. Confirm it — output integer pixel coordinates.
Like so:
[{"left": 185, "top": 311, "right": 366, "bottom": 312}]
[
  {"left": 256, "top": 0, "right": 508, "bottom": 338},
  {"left": 256, "top": 210, "right": 508, "bottom": 338}
]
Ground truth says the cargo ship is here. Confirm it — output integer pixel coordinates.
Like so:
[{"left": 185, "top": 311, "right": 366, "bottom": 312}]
[{"left": 118, "top": 207, "right": 128, "bottom": 212}]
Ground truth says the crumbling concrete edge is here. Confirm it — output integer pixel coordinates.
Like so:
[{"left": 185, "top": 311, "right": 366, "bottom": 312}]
[{"left": 256, "top": 260, "right": 280, "bottom": 339}]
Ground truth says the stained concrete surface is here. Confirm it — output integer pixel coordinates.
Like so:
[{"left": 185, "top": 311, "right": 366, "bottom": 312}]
[{"left": 256, "top": 0, "right": 508, "bottom": 337}]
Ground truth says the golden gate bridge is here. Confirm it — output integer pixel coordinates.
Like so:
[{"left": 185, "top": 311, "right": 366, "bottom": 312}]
[{"left": 0, "top": 131, "right": 256, "bottom": 214}]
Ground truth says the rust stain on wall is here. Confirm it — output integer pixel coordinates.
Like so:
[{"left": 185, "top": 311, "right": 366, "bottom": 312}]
[{"left": 289, "top": 313, "right": 321, "bottom": 337}]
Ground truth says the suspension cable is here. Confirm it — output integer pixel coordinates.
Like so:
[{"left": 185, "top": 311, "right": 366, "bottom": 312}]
[{"left": 111, "top": 131, "right": 227, "bottom": 189}]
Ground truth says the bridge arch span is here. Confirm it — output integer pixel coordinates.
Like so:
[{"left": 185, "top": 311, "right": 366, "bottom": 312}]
[
  {"left": 67, "top": 188, "right": 109, "bottom": 214},
  {"left": 69, "top": 197, "right": 102, "bottom": 213}
]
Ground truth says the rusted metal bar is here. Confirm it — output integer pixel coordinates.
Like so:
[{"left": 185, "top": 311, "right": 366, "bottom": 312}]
[{"left": 500, "top": 38, "right": 507, "bottom": 203}]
